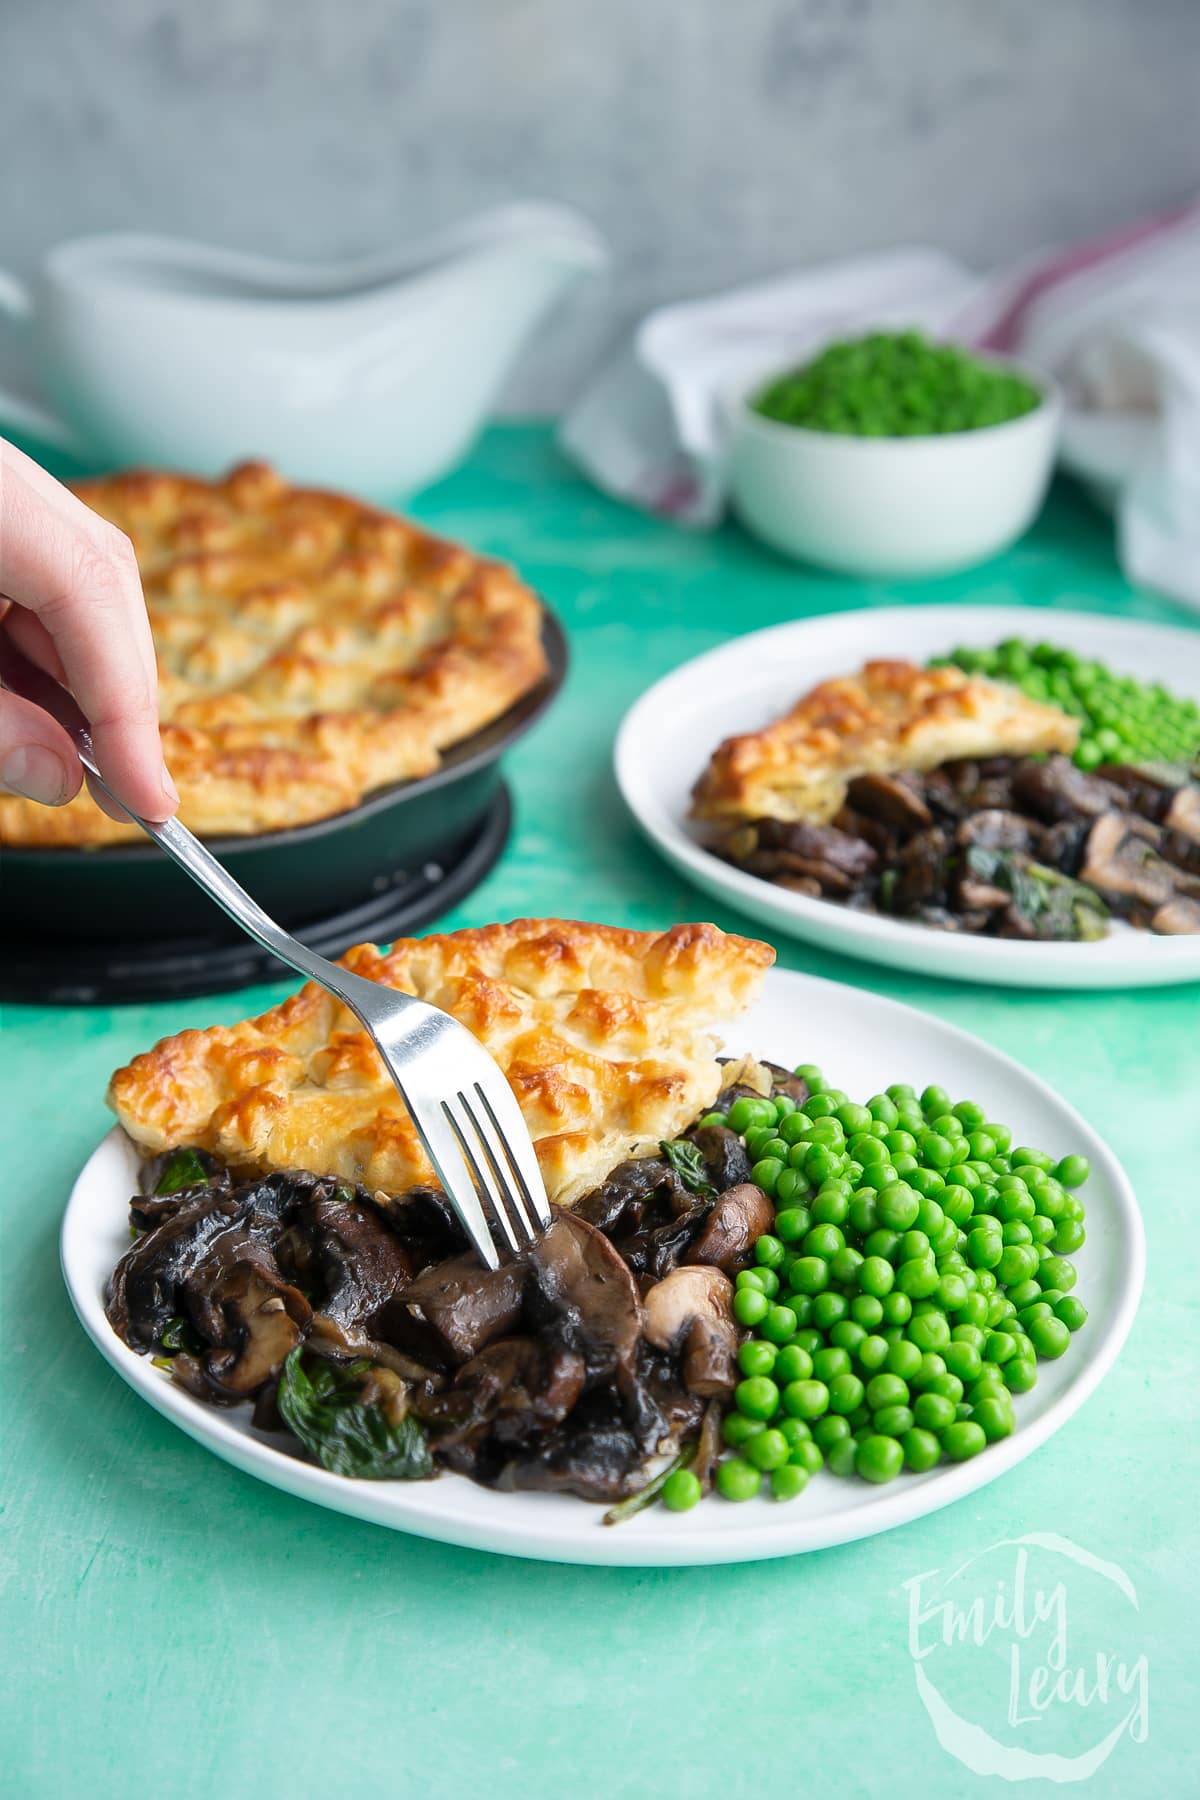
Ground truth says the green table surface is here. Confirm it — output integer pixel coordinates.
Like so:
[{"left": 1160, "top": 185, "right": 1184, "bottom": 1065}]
[{"left": 3, "top": 425, "right": 1196, "bottom": 1798}]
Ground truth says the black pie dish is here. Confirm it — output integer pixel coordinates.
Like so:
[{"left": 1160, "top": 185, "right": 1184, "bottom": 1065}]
[{"left": 0, "top": 607, "right": 566, "bottom": 943}]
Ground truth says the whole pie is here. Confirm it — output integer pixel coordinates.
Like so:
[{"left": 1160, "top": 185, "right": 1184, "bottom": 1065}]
[
  {"left": 108, "top": 917, "right": 776, "bottom": 1207},
  {"left": 0, "top": 462, "right": 549, "bottom": 847}
]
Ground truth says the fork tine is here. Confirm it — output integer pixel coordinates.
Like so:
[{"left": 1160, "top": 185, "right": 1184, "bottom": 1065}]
[
  {"left": 458, "top": 1089, "right": 538, "bottom": 1247},
  {"left": 443, "top": 1097, "right": 523, "bottom": 1256},
  {"left": 472, "top": 1080, "right": 552, "bottom": 1229},
  {"left": 398, "top": 1085, "right": 501, "bottom": 1270}
]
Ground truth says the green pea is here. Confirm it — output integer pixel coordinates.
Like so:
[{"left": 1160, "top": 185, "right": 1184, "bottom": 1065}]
[
  {"left": 851, "top": 1294, "right": 885, "bottom": 1329},
  {"left": 1039, "top": 1255, "right": 1077, "bottom": 1293},
  {"left": 782, "top": 1379, "right": 830, "bottom": 1420},
  {"left": 812, "top": 1346, "right": 852, "bottom": 1383},
  {"left": 864, "top": 1372, "right": 908, "bottom": 1412},
  {"left": 662, "top": 1468, "right": 703, "bottom": 1511},
  {"left": 1054, "top": 1296, "right": 1088, "bottom": 1332},
  {"left": 873, "top": 1404, "right": 915, "bottom": 1437},
  {"left": 813, "top": 1413, "right": 851, "bottom": 1449},
  {"left": 942, "top": 1421, "right": 988, "bottom": 1461},
  {"left": 728, "top": 1096, "right": 776, "bottom": 1134},
  {"left": 735, "top": 1376, "right": 780, "bottom": 1421},
  {"left": 828, "top": 1371, "right": 866, "bottom": 1415},
  {"left": 761, "top": 1303, "right": 799, "bottom": 1344},
  {"left": 902, "top": 1427, "right": 942, "bottom": 1472},
  {"left": 737, "top": 1340, "right": 777, "bottom": 1378},
  {"left": 943, "top": 1340, "right": 983, "bottom": 1382},
  {"left": 853, "top": 1434, "right": 903, "bottom": 1483},
  {"left": 1053, "top": 1218, "right": 1086, "bottom": 1254},
  {"left": 777, "top": 1416, "right": 811, "bottom": 1451},
  {"left": 913, "top": 1392, "right": 955, "bottom": 1432},
  {"left": 812, "top": 1290, "right": 851, "bottom": 1329},
  {"left": 774, "top": 1205, "right": 811, "bottom": 1244},
  {"left": 1003, "top": 1357, "right": 1039, "bottom": 1394},
  {"left": 1055, "top": 1154, "right": 1090, "bottom": 1189},
  {"left": 722, "top": 1411, "right": 765, "bottom": 1448},
  {"left": 857, "top": 1334, "right": 890, "bottom": 1373},
  {"left": 750, "top": 1158, "right": 786, "bottom": 1196},
  {"left": 746, "top": 1428, "right": 791, "bottom": 1472},
  {"left": 907, "top": 1311, "right": 951, "bottom": 1353},
  {"left": 827, "top": 1436, "right": 859, "bottom": 1478},
  {"left": 828, "top": 1247, "right": 865, "bottom": 1287},
  {"left": 885, "top": 1338, "right": 923, "bottom": 1381},
  {"left": 858, "top": 1254, "right": 895, "bottom": 1298},
  {"left": 772, "top": 1344, "right": 814, "bottom": 1385},
  {"left": 717, "top": 1457, "right": 762, "bottom": 1501},
  {"left": 896, "top": 1256, "right": 939, "bottom": 1299},
  {"left": 877, "top": 1184, "right": 921, "bottom": 1233},
  {"left": 881, "top": 1291, "right": 913, "bottom": 1326},
  {"left": 733, "top": 1287, "right": 770, "bottom": 1328},
  {"left": 971, "top": 1397, "right": 1014, "bottom": 1443},
  {"left": 1028, "top": 1315, "right": 1072, "bottom": 1360},
  {"left": 788, "top": 1255, "right": 830, "bottom": 1296}
]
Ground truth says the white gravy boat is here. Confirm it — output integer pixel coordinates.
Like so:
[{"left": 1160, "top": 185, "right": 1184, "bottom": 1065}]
[{"left": 0, "top": 203, "right": 607, "bottom": 495}]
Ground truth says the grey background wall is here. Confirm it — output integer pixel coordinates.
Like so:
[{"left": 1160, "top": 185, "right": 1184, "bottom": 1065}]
[{"left": 2, "top": 0, "right": 1197, "bottom": 410}]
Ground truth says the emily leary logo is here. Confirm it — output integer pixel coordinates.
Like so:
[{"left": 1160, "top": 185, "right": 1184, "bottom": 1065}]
[{"left": 903, "top": 1532, "right": 1149, "bottom": 1783}]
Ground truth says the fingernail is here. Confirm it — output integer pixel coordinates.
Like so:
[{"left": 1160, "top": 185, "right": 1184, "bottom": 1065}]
[
  {"left": 1, "top": 745, "right": 71, "bottom": 806},
  {"left": 161, "top": 764, "right": 180, "bottom": 808}
]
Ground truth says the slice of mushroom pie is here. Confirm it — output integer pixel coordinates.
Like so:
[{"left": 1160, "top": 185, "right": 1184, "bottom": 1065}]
[{"left": 108, "top": 919, "right": 775, "bottom": 1207}]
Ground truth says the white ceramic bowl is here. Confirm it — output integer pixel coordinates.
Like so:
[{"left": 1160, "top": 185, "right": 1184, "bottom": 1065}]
[{"left": 727, "top": 356, "right": 1061, "bottom": 577}]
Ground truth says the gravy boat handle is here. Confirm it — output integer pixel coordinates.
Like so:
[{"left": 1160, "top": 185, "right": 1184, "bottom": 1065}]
[{"left": 0, "top": 268, "right": 89, "bottom": 456}]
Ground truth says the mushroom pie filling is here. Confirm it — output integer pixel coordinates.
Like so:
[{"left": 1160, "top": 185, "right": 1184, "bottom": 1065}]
[
  {"left": 105, "top": 919, "right": 786, "bottom": 1501},
  {"left": 0, "top": 461, "right": 548, "bottom": 847},
  {"left": 692, "top": 660, "right": 1200, "bottom": 939}
]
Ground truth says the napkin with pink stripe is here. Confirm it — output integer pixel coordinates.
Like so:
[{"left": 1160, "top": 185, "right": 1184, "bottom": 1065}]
[{"left": 561, "top": 203, "right": 1200, "bottom": 610}]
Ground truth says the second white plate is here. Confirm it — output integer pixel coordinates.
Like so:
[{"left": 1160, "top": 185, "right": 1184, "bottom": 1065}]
[{"left": 615, "top": 604, "right": 1200, "bottom": 988}]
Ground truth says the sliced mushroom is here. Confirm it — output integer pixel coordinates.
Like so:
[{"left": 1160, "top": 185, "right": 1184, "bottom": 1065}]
[
  {"left": 1150, "top": 895, "right": 1200, "bottom": 934},
  {"left": 571, "top": 1156, "right": 690, "bottom": 1237},
  {"left": 956, "top": 809, "right": 1035, "bottom": 853},
  {"left": 388, "top": 1256, "right": 527, "bottom": 1366},
  {"left": 1012, "top": 756, "right": 1122, "bottom": 824},
  {"left": 686, "top": 1124, "right": 753, "bottom": 1193},
  {"left": 643, "top": 1265, "right": 738, "bottom": 1398},
  {"left": 302, "top": 1185, "right": 413, "bottom": 1332},
  {"left": 188, "top": 1256, "right": 312, "bottom": 1399},
  {"left": 846, "top": 771, "right": 933, "bottom": 832},
  {"left": 685, "top": 1182, "right": 775, "bottom": 1273},
  {"left": 1079, "top": 812, "right": 1179, "bottom": 910},
  {"left": 1164, "top": 785, "right": 1200, "bottom": 843},
  {"left": 527, "top": 1209, "right": 643, "bottom": 1381}
]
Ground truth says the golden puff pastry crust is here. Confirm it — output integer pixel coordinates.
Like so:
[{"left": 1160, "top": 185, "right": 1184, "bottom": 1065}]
[
  {"left": 691, "top": 659, "right": 1078, "bottom": 827},
  {"left": 108, "top": 918, "right": 776, "bottom": 1207},
  {"left": 0, "top": 462, "right": 548, "bottom": 847}
]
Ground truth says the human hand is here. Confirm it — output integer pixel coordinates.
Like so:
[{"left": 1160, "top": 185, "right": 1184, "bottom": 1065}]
[{"left": 0, "top": 437, "right": 178, "bottom": 821}]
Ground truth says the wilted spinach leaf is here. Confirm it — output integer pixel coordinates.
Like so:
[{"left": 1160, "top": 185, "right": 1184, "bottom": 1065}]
[
  {"left": 154, "top": 1148, "right": 211, "bottom": 1195},
  {"left": 965, "top": 846, "right": 1108, "bottom": 942},
  {"left": 659, "top": 1138, "right": 714, "bottom": 1195},
  {"left": 159, "top": 1315, "right": 202, "bottom": 1354},
  {"left": 277, "top": 1349, "right": 433, "bottom": 1481}
]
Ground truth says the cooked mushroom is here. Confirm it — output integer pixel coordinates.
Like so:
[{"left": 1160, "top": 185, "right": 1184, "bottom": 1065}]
[
  {"left": 956, "top": 809, "right": 1035, "bottom": 853},
  {"left": 387, "top": 1256, "right": 527, "bottom": 1366},
  {"left": 686, "top": 1124, "right": 754, "bottom": 1192},
  {"left": 527, "top": 1210, "right": 643, "bottom": 1382},
  {"left": 302, "top": 1185, "right": 413, "bottom": 1333},
  {"left": 1079, "top": 812, "right": 1179, "bottom": 910},
  {"left": 685, "top": 1182, "right": 775, "bottom": 1273},
  {"left": 571, "top": 1156, "right": 690, "bottom": 1237},
  {"left": 1150, "top": 895, "right": 1200, "bottom": 934},
  {"left": 846, "top": 771, "right": 933, "bottom": 832},
  {"left": 642, "top": 1265, "right": 738, "bottom": 1397},
  {"left": 739, "top": 818, "right": 877, "bottom": 895},
  {"left": 200, "top": 1261, "right": 312, "bottom": 1398},
  {"left": 1011, "top": 756, "right": 1121, "bottom": 823},
  {"left": 1164, "top": 785, "right": 1200, "bottom": 843}
]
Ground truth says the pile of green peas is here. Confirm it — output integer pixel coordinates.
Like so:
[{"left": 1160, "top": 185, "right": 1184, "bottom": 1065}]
[
  {"left": 935, "top": 638, "right": 1200, "bottom": 771},
  {"left": 688, "top": 1067, "right": 1088, "bottom": 1507},
  {"left": 752, "top": 332, "right": 1043, "bottom": 438}
]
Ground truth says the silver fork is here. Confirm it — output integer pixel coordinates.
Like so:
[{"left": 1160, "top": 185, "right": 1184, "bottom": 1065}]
[{"left": 2, "top": 646, "right": 550, "bottom": 1270}]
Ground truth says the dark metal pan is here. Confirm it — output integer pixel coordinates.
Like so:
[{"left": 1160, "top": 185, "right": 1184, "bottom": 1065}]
[{"left": 0, "top": 608, "right": 566, "bottom": 942}]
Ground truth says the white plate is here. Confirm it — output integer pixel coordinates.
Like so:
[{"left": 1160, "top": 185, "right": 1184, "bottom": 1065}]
[
  {"left": 615, "top": 604, "right": 1200, "bottom": 988},
  {"left": 61, "top": 969, "right": 1142, "bottom": 1566}
]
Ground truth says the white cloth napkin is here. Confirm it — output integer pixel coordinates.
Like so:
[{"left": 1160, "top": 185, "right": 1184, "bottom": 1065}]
[{"left": 560, "top": 203, "right": 1200, "bottom": 611}]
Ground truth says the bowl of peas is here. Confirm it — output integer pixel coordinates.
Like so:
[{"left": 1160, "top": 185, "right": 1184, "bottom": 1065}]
[{"left": 727, "top": 331, "right": 1060, "bottom": 578}]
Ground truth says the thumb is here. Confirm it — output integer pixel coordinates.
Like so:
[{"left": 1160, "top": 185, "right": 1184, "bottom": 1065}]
[{"left": 0, "top": 687, "right": 84, "bottom": 806}]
